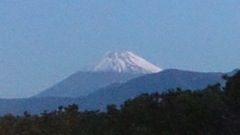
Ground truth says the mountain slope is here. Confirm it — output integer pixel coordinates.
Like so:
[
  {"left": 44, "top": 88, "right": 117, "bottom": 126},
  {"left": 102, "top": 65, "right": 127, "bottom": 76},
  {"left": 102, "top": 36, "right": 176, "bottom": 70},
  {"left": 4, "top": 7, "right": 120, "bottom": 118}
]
[
  {"left": 36, "top": 72, "right": 138, "bottom": 97},
  {"left": 36, "top": 51, "right": 161, "bottom": 98},
  {"left": 79, "top": 69, "right": 225, "bottom": 110},
  {"left": 0, "top": 69, "right": 229, "bottom": 115}
]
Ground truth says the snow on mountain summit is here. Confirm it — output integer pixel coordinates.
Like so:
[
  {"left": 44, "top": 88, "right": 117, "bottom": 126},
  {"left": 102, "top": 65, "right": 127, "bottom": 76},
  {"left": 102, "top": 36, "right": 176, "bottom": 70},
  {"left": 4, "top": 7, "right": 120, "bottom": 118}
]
[{"left": 89, "top": 51, "right": 162, "bottom": 74}]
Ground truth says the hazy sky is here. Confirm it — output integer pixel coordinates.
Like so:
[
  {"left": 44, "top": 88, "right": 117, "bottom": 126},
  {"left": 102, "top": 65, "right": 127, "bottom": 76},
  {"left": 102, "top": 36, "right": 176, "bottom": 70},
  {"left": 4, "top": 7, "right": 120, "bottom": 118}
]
[{"left": 1, "top": 0, "right": 240, "bottom": 98}]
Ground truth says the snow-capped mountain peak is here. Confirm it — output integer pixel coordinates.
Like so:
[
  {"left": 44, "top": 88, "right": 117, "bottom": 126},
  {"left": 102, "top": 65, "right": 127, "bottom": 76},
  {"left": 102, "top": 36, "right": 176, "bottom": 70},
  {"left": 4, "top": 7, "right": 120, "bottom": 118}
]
[{"left": 89, "top": 51, "right": 162, "bottom": 74}]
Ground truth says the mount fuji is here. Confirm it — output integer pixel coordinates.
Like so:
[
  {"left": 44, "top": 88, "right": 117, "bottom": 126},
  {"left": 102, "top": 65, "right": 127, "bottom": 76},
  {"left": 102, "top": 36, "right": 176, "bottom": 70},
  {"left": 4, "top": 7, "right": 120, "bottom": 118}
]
[
  {"left": 36, "top": 51, "right": 161, "bottom": 97},
  {"left": 0, "top": 51, "right": 233, "bottom": 115}
]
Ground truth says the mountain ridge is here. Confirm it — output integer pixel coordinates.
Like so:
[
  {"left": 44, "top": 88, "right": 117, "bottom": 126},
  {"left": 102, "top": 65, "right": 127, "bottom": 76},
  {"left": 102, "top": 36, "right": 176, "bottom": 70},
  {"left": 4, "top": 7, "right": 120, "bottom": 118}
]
[
  {"left": 36, "top": 72, "right": 139, "bottom": 97},
  {"left": 77, "top": 69, "right": 226, "bottom": 110},
  {"left": 0, "top": 68, "right": 229, "bottom": 115}
]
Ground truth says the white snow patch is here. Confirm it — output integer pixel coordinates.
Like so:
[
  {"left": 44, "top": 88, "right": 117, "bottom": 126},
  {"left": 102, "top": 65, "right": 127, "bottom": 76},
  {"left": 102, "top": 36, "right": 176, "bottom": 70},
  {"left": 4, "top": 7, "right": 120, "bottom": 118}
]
[{"left": 89, "top": 51, "right": 162, "bottom": 74}]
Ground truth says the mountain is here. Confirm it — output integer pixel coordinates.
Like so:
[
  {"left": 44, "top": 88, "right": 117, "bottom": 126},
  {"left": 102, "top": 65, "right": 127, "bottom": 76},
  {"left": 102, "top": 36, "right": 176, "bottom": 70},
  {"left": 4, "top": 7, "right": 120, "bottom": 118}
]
[
  {"left": 36, "top": 51, "right": 160, "bottom": 97},
  {"left": 89, "top": 51, "right": 162, "bottom": 74},
  {"left": 0, "top": 69, "right": 227, "bottom": 115},
  {"left": 79, "top": 69, "right": 226, "bottom": 110},
  {"left": 0, "top": 50, "right": 233, "bottom": 115},
  {"left": 226, "top": 68, "right": 240, "bottom": 76}
]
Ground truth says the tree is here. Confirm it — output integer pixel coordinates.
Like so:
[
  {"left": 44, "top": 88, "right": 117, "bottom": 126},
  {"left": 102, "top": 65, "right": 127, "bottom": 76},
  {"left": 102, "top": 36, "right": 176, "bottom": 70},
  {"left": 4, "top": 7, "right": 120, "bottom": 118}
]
[
  {"left": 225, "top": 71, "right": 240, "bottom": 110},
  {"left": 224, "top": 71, "right": 240, "bottom": 134}
]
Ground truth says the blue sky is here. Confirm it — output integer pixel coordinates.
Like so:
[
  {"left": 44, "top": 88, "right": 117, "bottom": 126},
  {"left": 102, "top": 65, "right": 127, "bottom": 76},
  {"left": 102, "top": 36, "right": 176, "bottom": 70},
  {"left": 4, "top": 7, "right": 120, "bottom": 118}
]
[{"left": 0, "top": 0, "right": 240, "bottom": 98}]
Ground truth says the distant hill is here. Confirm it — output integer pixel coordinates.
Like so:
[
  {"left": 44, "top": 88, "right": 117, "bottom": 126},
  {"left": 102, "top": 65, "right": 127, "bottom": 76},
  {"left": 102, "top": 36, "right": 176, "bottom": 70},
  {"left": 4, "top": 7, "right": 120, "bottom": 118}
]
[
  {"left": 78, "top": 69, "right": 226, "bottom": 110},
  {"left": 0, "top": 97, "right": 79, "bottom": 115},
  {"left": 0, "top": 69, "right": 228, "bottom": 115}
]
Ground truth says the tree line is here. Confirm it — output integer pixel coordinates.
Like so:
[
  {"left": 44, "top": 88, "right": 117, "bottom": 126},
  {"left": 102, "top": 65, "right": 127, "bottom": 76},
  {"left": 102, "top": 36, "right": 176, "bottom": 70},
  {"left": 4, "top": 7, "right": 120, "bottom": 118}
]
[{"left": 0, "top": 72, "right": 240, "bottom": 135}]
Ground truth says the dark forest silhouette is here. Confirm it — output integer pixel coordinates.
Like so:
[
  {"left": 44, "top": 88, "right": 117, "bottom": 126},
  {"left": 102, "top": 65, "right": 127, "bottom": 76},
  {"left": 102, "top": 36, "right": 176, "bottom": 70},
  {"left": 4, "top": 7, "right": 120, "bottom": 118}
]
[{"left": 0, "top": 72, "right": 240, "bottom": 135}]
